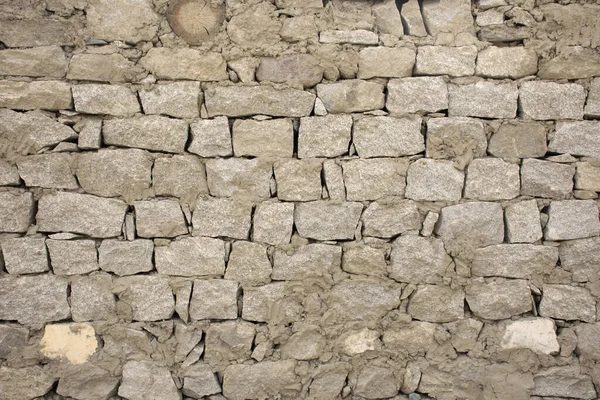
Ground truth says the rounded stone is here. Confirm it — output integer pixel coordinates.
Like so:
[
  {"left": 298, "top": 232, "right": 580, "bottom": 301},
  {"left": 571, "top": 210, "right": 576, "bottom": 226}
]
[{"left": 167, "top": 0, "right": 225, "bottom": 45}]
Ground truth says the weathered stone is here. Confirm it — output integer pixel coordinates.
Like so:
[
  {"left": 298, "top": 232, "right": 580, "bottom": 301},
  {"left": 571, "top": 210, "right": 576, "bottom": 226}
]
[
  {"left": 575, "top": 323, "right": 600, "bottom": 361},
  {"left": 337, "top": 327, "right": 382, "bottom": 356},
  {"left": 447, "top": 318, "right": 483, "bottom": 353},
  {"left": 478, "top": 25, "right": 530, "bottom": 43},
  {"left": 223, "top": 361, "right": 300, "bottom": 400},
  {"left": 0, "top": 191, "right": 33, "bottom": 233},
  {"left": 316, "top": 80, "right": 385, "bottom": 113},
  {"left": 71, "top": 273, "right": 116, "bottom": 321},
  {"left": 153, "top": 155, "right": 208, "bottom": 205},
  {"left": 319, "top": 29, "right": 378, "bottom": 45},
  {"left": 103, "top": 116, "right": 188, "bottom": 153},
  {"left": 298, "top": 115, "right": 352, "bottom": 158},
  {"left": 544, "top": 200, "right": 600, "bottom": 241},
  {"left": 0, "top": 160, "right": 19, "bottom": 185},
  {"left": 225, "top": 241, "right": 271, "bottom": 286},
  {"left": 47, "top": 239, "right": 98, "bottom": 275},
  {"left": 275, "top": 159, "right": 322, "bottom": 201},
  {"left": 233, "top": 119, "right": 293, "bottom": 158},
  {"left": 0, "top": 366, "right": 55, "bottom": 400},
  {"left": 193, "top": 198, "right": 252, "bottom": 240},
  {"left": 420, "top": 0, "right": 474, "bottom": 38},
  {"left": 118, "top": 361, "right": 179, "bottom": 400},
  {"left": 476, "top": 47, "right": 538, "bottom": 78},
  {"left": 357, "top": 47, "right": 415, "bottom": 79},
  {"left": 387, "top": 76, "right": 448, "bottom": 114},
  {"left": 501, "top": 318, "right": 559, "bottom": 355},
  {"left": 560, "top": 237, "right": 600, "bottom": 283},
  {"left": 584, "top": 78, "right": 600, "bottom": 118},
  {"left": 181, "top": 364, "right": 222, "bottom": 399},
  {"left": 140, "top": 48, "right": 226, "bottom": 81},
  {"left": 86, "top": 0, "right": 159, "bottom": 42},
  {"left": 421, "top": 211, "right": 439, "bottom": 237},
  {"left": 362, "top": 200, "right": 421, "bottom": 238},
  {"left": 40, "top": 323, "right": 97, "bottom": 364},
  {"left": 425, "top": 117, "right": 487, "bottom": 169},
  {"left": 17, "top": 153, "right": 77, "bottom": 189},
  {"left": 353, "top": 115, "right": 424, "bottom": 158},
  {"left": 0, "top": 274, "right": 70, "bottom": 325},
  {"left": 533, "top": 365, "right": 597, "bottom": 399},
  {"left": 383, "top": 321, "right": 436, "bottom": 357},
  {"left": 0, "top": 236, "right": 48, "bottom": 274},
  {"left": 67, "top": 53, "right": 142, "bottom": 83},
  {"left": 576, "top": 162, "right": 600, "bottom": 191},
  {"left": 342, "top": 244, "right": 387, "bottom": 276},
  {"left": 73, "top": 84, "right": 140, "bottom": 117},
  {"left": 190, "top": 279, "right": 238, "bottom": 320},
  {"left": 415, "top": 46, "right": 477, "bottom": 77},
  {"left": 256, "top": 54, "right": 323, "bottom": 88},
  {"left": 405, "top": 158, "right": 464, "bottom": 201},
  {"left": 281, "top": 326, "right": 326, "bottom": 361},
  {"left": 488, "top": 121, "right": 547, "bottom": 159},
  {"left": 408, "top": 285, "right": 464, "bottom": 323},
  {"left": 139, "top": 81, "right": 201, "bottom": 119},
  {"left": 466, "top": 279, "right": 532, "bottom": 320},
  {"left": 539, "top": 46, "right": 600, "bottom": 80},
  {"left": 389, "top": 235, "right": 452, "bottom": 284},
  {"left": 0, "top": 19, "right": 76, "bottom": 47},
  {"left": 252, "top": 201, "right": 294, "bottom": 245},
  {"left": 520, "top": 81, "right": 585, "bottom": 120},
  {"left": 476, "top": 9, "right": 504, "bottom": 26},
  {"left": 464, "top": 158, "right": 520, "bottom": 200},
  {"left": 167, "top": 0, "right": 226, "bottom": 45},
  {"left": 449, "top": 81, "right": 518, "bottom": 119},
  {"left": 77, "top": 119, "right": 102, "bottom": 150},
  {"left": 38, "top": 192, "right": 127, "bottom": 238},
  {"left": 0, "top": 80, "right": 71, "bottom": 110},
  {"left": 205, "top": 85, "right": 315, "bottom": 117},
  {"left": 521, "top": 158, "right": 574, "bottom": 199},
  {"left": 206, "top": 158, "right": 272, "bottom": 200},
  {"left": 273, "top": 243, "right": 341, "bottom": 281},
  {"left": 188, "top": 116, "right": 232, "bottom": 157},
  {"left": 242, "top": 282, "right": 291, "bottom": 323},
  {"left": 156, "top": 237, "right": 225, "bottom": 277},
  {"left": 98, "top": 240, "right": 154, "bottom": 276},
  {"left": 226, "top": 3, "right": 282, "bottom": 48},
  {"left": 342, "top": 158, "right": 408, "bottom": 201},
  {"left": 115, "top": 275, "right": 174, "bottom": 321},
  {"left": 435, "top": 202, "right": 505, "bottom": 257},
  {"left": 539, "top": 284, "right": 596, "bottom": 322},
  {"left": 322, "top": 160, "right": 344, "bottom": 200},
  {"left": 134, "top": 200, "right": 188, "bottom": 238},
  {"left": 56, "top": 363, "right": 119, "bottom": 400},
  {"left": 0, "top": 46, "right": 66, "bottom": 78},
  {"left": 204, "top": 321, "right": 254, "bottom": 366},
  {"left": 471, "top": 244, "right": 558, "bottom": 279},
  {"left": 295, "top": 201, "right": 363, "bottom": 241},
  {"left": 549, "top": 121, "right": 600, "bottom": 158},
  {"left": 354, "top": 365, "right": 399, "bottom": 399}
]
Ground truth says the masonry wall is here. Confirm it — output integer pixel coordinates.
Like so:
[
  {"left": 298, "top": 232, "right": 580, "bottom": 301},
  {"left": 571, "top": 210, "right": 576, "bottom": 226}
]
[{"left": 1, "top": 0, "right": 600, "bottom": 399}]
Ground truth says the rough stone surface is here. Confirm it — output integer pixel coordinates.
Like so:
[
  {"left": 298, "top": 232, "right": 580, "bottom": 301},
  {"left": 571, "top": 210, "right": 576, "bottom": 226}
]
[
  {"left": 225, "top": 241, "right": 271, "bottom": 285},
  {"left": 425, "top": 117, "right": 487, "bottom": 169},
  {"left": 295, "top": 201, "right": 363, "bottom": 241},
  {"left": 0, "top": 366, "right": 55, "bottom": 400},
  {"left": 70, "top": 273, "right": 116, "bottom": 321},
  {"left": 193, "top": 198, "right": 252, "bottom": 240},
  {"left": 188, "top": 117, "right": 232, "bottom": 157},
  {"left": 500, "top": 318, "right": 560, "bottom": 355},
  {"left": 505, "top": 200, "right": 543, "bottom": 244},
  {"left": 353, "top": 115, "right": 424, "bottom": 158},
  {"left": 538, "top": 46, "right": 600, "bottom": 80},
  {"left": 118, "top": 361, "right": 180, "bottom": 400},
  {"left": 252, "top": 201, "right": 294, "bottom": 245},
  {"left": 115, "top": 275, "right": 174, "bottom": 321},
  {"left": 488, "top": 122, "right": 547, "bottom": 159},
  {"left": 466, "top": 279, "right": 532, "bottom": 320},
  {"left": 362, "top": 200, "right": 421, "bottom": 238},
  {"left": 233, "top": 119, "right": 293, "bottom": 158},
  {"left": 387, "top": 77, "right": 448, "bottom": 114},
  {"left": 275, "top": 159, "right": 322, "bottom": 201},
  {"left": 471, "top": 244, "right": 558, "bottom": 279},
  {"left": 98, "top": 240, "right": 154, "bottom": 276},
  {"left": 520, "top": 81, "right": 585, "bottom": 120},
  {"left": 140, "top": 48, "right": 227, "bottom": 81},
  {"left": 521, "top": 158, "right": 574, "bottom": 199},
  {"left": 415, "top": 46, "right": 477, "bottom": 77},
  {"left": 86, "top": 0, "right": 160, "bottom": 43},
  {"left": 0, "top": 46, "right": 67, "bottom": 78},
  {"left": 342, "top": 158, "right": 408, "bottom": 201},
  {"left": 67, "top": 53, "right": 142, "bottom": 83},
  {"left": 56, "top": 363, "right": 119, "bottom": 400},
  {"left": 256, "top": 54, "right": 323, "bottom": 88},
  {"left": 103, "top": 116, "right": 188, "bottom": 153},
  {"left": 464, "top": 158, "right": 520, "bottom": 200},
  {"left": 549, "top": 121, "right": 600, "bottom": 158},
  {"left": 576, "top": 162, "right": 600, "bottom": 192},
  {"left": 0, "top": 191, "right": 33, "bottom": 233},
  {"left": 0, "top": 236, "right": 48, "bottom": 275},
  {"left": 40, "top": 323, "right": 97, "bottom": 364},
  {"left": 273, "top": 243, "right": 341, "bottom": 281},
  {"left": 46, "top": 239, "right": 98, "bottom": 275},
  {"left": 223, "top": 361, "right": 300, "bottom": 400},
  {"left": 539, "top": 284, "right": 596, "bottom": 322},
  {"left": 560, "top": 237, "right": 600, "bottom": 283},
  {"left": 73, "top": 84, "right": 140, "bottom": 117},
  {"left": 342, "top": 244, "right": 387, "bottom": 277},
  {"left": 156, "top": 237, "right": 225, "bottom": 277},
  {"left": 319, "top": 30, "right": 378, "bottom": 45},
  {"left": 17, "top": 153, "right": 77, "bottom": 189},
  {"left": 449, "top": 82, "right": 518, "bottom": 119},
  {"left": 476, "top": 47, "right": 538, "bottom": 78},
  {"left": 153, "top": 155, "right": 208, "bottom": 205},
  {"left": 544, "top": 200, "right": 600, "bottom": 241},
  {"left": 0, "top": 80, "right": 72, "bottom": 110},
  {"left": 405, "top": 158, "right": 464, "bottom": 202},
  {"left": 533, "top": 366, "right": 597, "bottom": 399},
  {"left": 139, "top": 81, "right": 201, "bottom": 119},
  {"left": 298, "top": 115, "right": 353, "bottom": 158},
  {"left": 317, "top": 80, "right": 385, "bottom": 113},
  {"left": 584, "top": 77, "right": 600, "bottom": 118},
  {"left": 190, "top": 279, "right": 238, "bottom": 320},
  {"left": 134, "top": 200, "right": 188, "bottom": 238},
  {"left": 389, "top": 235, "right": 452, "bottom": 284},
  {"left": 408, "top": 285, "right": 465, "bottom": 323},
  {"left": 357, "top": 47, "right": 415, "bottom": 79},
  {"left": 206, "top": 158, "right": 272, "bottom": 200}
]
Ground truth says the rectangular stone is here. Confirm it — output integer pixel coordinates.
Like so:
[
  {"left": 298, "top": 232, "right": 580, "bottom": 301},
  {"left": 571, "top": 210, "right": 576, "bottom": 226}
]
[
  {"left": 323, "top": 160, "right": 345, "bottom": 201},
  {"left": 139, "top": 81, "right": 201, "bottom": 119},
  {"left": 252, "top": 201, "right": 294, "bottom": 246},
  {"left": 362, "top": 200, "right": 422, "bottom": 238},
  {"left": 193, "top": 198, "right": 252, "bottom": 240},
  {"left": 426, "top": 117, "right": 487, "bottom": 169},
  {"left": 357, "top": 47, "right": 415, "bottom": 79},
  {"left": 102, "top": 116, "right": 188, "bottom": 153},
  {"left": 319, "top": 29, "right": 378, "bottom": 45},
  {"left": 521, "top": 158, "right": 574, "bottom": 199},
  {"left": 0, "top": 160, "right": 19, "bottom": 186},
  {"left": 549, "top": 121, "right": 600, "bottom": 158},
  {"left": 73, "top": 84, "right": 140, "bottom": 117},
  {"left": 471, "top": 244, "right": 558, "bottom": 279},
  {"left": 46, "top": 239, "right": 98, "bottom": 275},
  {"left": 272, "top": 243, "right": 341, "bottom": 281},
  {"left": 37, "top": 192, "right": 127, "bottom": 238},
  {"left": 407, "top": 285, "right": 464, "bottom": 323},
  {"left": 316, "top": 80, "right": 385, "bottom": 113},
  {"left": 190, "top": 279, "right": 238, "bottom": 320},
  {"left": 294, "top": 201, "right": 363, "bottom": 241},
  {"left": 205, "top": 158, "right": 272, "bottom": 200},
  {"left": 342, "top": 158, "right": 408, "bottom": 201},
  {"left": 223, "top": 361, "right": 300, "bottom": 400},
  {"left": 0, "top": 46, "right": 67, "bottom": 78},
  {"left": 17, "top": 153, "right": 77, "bottom": 190},
  {"left": 559, "top": 237, "right": 600, "bottom": 283},
  {"left": 242, "top": 282, "right": 288, "bottom": 322},
  {"left": 449, "top": 81, "right": 518, "bottom": 119},
  {"left": 133, "top": 200, "right": 188, "bottom": 238},
  {"left": 225, "top": 241, "right": 272, "bottom": 286},
  {"left": 0, "top": 236, "right": 48, "bottom": 274},
  {"left": 520, "top": 81, "right": 585, "bottom": 120},
  {"left": 205, "top": 85, "right": 315, "bottom": 117},
  {"left": 71, "top": 273, "right": 115, "bottom": 322},
  {"left": 476, "top": 46, "right": 538, "bottom": 79},
  {"left": 232, "top": 119, "right": 293, "bottom": 158},
  {"left": 298, "top": 115, "right": 353, "bottom": 158},
  {"left": 415, "top": 46, "right": 477, "bottom": 77},
  {"left": 353, "top": 115, "right": 424, "bottom": 158},
  {"left": 575, "top": 161, "right": 600, "bottom": 192},
  {"left": 488, "top": 121, "right": 547, "bottom": 159},
  {"left": 0, "top": 80, "right": 72, "bottom": 110},
  {"left": 0, "top": 191, "right": 34, "bottom": 233},
  {"left": 67, "top": 53, "right": 142, "bottom": 83},
  {"left": 152, "top": 155, "right": 208, "bottom": 204},
  {"left": 406, "top": 158, "right": 464, "bottom": 202},
  {"left": 544, "top": 200, "right": 600, "bottom": 241},
  {"left": 539, "top": 284, "right": 596, "bottom": 322},
  {"left": 505, "top": 199, "right": 543, "bottom": 244},
  {"left": 0, "top": 19, "right": 76, "bottom": 47},
  {"left": 387, "top": 77, "right": 448, "bottom": 114},
  {"left": 188, "top": 116, "right": 232, "bottom": 157},
  {"left": 140, "top": 48, "right": 227, "bottom": 81},
  {"left": 533, "top": 366, "right": 597, "bottom": 399},
  {"left": 275, "top": 159, "right": 322, "bottom": 202},
  {"left": 115, "top": 276, "right": 174, "bottom": 322},
  {"left": 155, "top": 237, "right": 225, "bottom": 277},
  {"left": 464, "top": 158, "right": 520, "bottom": 201},
  {"left": 77, "top": 119, "right": 102, "bottom": 150},
  {"left": 584, "top": 77, "right": 600, "bottom": 118},
  {"left": 98, "top": 239, "right": 154, "bottom": 276},
  {"left": 465, "top": 279, "right": 532, "bottom": 320}
]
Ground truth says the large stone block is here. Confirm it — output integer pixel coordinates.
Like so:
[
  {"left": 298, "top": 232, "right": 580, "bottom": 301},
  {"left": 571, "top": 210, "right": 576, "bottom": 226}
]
[
  {"left": 223, "top": 361, "right": 300, "bottom": 400},
  {"left": 153, "top": 155, "right": 208, "bottom": 205},
  {"left": 193, "top": 198, "right": 252, "bottom": 240},
  {"left": 0, "top": 19, "right": 76, "bottom": 47},
  {"left": 0, "top": 46, "right": 67, "bottom": 78},
  {"left": 408, "top": 285, "right": 465, "bottom": 323},
  {"left": 67, "top": 53, "right": 142, "bottom": 83},
  {"left": 46, "top": 239, "right": 99, "bottom": 275},
  {"left": 118, "top": 361, "right": 179, "bottom": 400},
  {"left": 188, "top": 116, "right": 232, "bottom": 157},
  {"left": 272, "top": 243, "right": 341, "bottom": 281},
  {"left": 256, "top": 54, "right": 323, "bottom": 88},
  {"left": 471, "top": 244, "right": 558, "bottom": 279},
  {"left": 520, "top": 158, "right": 574, "bottom": 199},
  {"left": 225, "top": 241, "right": 271, "bottom": 285},
  {"left": 538, "top": 45, "right": 600, "bottom": 80},
  {"left": 133, "top": 200, "right": 188, "bottom": 238},
  {"left": 17, "top": 153, "right": 77, "bottom": 190},
  {"left": 500, "top": 318, "right": 560, "bottom": 355},
  {"left": 449, "top": 81, "right": 518, "bottom": 119},
  {"left": 0, "top": 236, "right": 48, "bottom": 275},
  {"left": 575, "top": 323, "right": 600, "bottom": 361},
  {"left": 466, "top": 279, "right": 532, "bottom": 320},
  {"left": 405, "top": 158, "right": 464, "bottom": 201},
  {"left": 505, "top": 200, "right": 543, "bottom": 244},
  {"left": 139, "top": 81, "right": 201, "bottom": 119},
  {"left": 539, "top": 284, "right": 596, "bottom": 322},
  {"left": 316, "top": 80, "right": 385, "bottom": 113},
  {"left": 342, "top": 244, "right": 387, "bottom": 277},
  {"left": 115, "top": 275, "right": 174, "bottom": 321},
  {"left": 420, "top": 0, "right": 474, "bottom": 38},
  {"left": 357, "top": 47, "right": 415, "bottom": 79},
  {"left": 488, "top": 121, "right": 547, "bottom": 159},
  {"left": 532, "top": 365, "right": 596, "bottom": 399},
  {"left": 155, "top": 237, "right": 225, "bottom": 277},
  {"left": 206, "top": 158, "right": 272, "bottom": 200},
  {"left": 98, "top": 239, "right": 154, "bottom": 276},
  {"left": 389, "top": 235, "right": 452, "bottom": 284},
  {"left": 464, "top": 158, "right": 520, "bottom": 200},
  {"left": 0, "top": 191, "right": 33, "bottom": 233},
  {"left": 549, "top": 121, "right": 600, "bottom": 158},
  {"left": 353, "top": 365, "right": 399, "bottom": 399},
  {"left": 140, "top": 48, "right": 227, "bottom": 81},
  {"left": 342, "top": 158, "right": 408, "bottom": 201},
  {"left": 415, "top": 46, "right": 477, "bottom": 77},
  {"left": 544, "top": 200, "right": 600, "bottom": 241},
  {"left": 103, "top": 116, "right": 188, "bottom": 153},
  {"left": 520, "top": 81, "right": 585, "bottom": 120},
  {"left": 190, "top": 279, "right": 238, "bottom": 320},
  {"left": 560, "top": 237, "right": 600, "bottom": 283},
  {"left": 362, "top": 200, "right": 421, "bottom": 238},
  {"left": 275, "top": 159, "right": 322, "bottom": 202},
  {"left": 242, "top": 282, "right": 289, "bottom": 323},
  {"left": 0, "top": 366, "right": 55, "bottom": 400},
  {"left": 353, "top": 115, "right": 424, "bottom": 158},
  {"left": 0, "top": 80, "right": 71, "bottom": 110},
  {"left": 425, "top": 117, "right": 487, "bottom": 169},
  {"left": 233, "top": 119, "right": 293, "bottom": 158},
  {"left": 56, "top": 363, "right": 119, "bottom": 400},
  {"left": 476, "top": 46, "right": 538, "bottom": 78},
  {"left": 86, "top": 0, "right": 159, "bottom": 43},
  {"left": 295, "top": 201, "right": 363, "bottom": 241},
  {"left": 387, "top": 76, "right": 448, "bottom": 114},
  {"left": 252, "top": 201, "right": 294, "bottom": 245},
  {"left": 70, "top": 273, "right": 116, "bottom": 322},
  {"left": 576, "top": 161, "right": 600, "bottom": 192},
  {"left": 298, "top": 115, "right": 352, "bottom": 158},
  {"left": 73, "top": 84, "right": 140, "bottom": 117}
]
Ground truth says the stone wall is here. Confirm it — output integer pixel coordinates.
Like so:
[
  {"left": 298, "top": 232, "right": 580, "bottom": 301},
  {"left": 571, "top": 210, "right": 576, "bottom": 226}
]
[{"left": 1, "top": 0, "right": 600, "bottom": 399}]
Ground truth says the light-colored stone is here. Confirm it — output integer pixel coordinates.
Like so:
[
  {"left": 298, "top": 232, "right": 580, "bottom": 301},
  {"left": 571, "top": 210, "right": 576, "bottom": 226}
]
[
  {"left": 118, "top": 361, "right": 179, "bottom": 400},
  {"left": 103, "top": 116, "right": 188, "bottom": 153},
  {"left": 298, "top": 115, "right": 353, "bottom": 158},
  {"left": 362, "top": 200, "right": 422, "bottom": 238},
  {"left": 273, "top": 243, "right": 341, "bottom": 281},
  {"left": 140, "top": 48, "right": 227, "bottom": 81},
  {"left": 47, "top": 239, "right": 98, "bottom": 275},
  {"left": 0, "top": 236, "right": 48, "bottom": 274},
  {"left": 408, "top": 285, "right": 465, "bottom": 323},
  {"left": 466, "top": 279, "right": 532, "bottom": 320},
  {"left": 295, "top": 201, "right": 363, "bottom": 241},
  {"left": 387, "top": 76, "right": 448, "bottom": 114},
  {"left": 193, "top": 198, "right": 252, "bottom": 240},
  {"left": 405, "top": 158, "right": 464, "bottom": 201},
  {"left": 156, "top": 237, "right": 225, "bottom": 277},
  {"left": 342, "top": 244, "right": 387, "bottom": 276},
  {"left": 256, "top": 54, "right": 323, "bottom": 88},
  {"left": 206, "top": 158, "right": 272, "bottom": 200},
  {"left": 316, "top": 80, "right": 385, "bottom": 113},
  {"left": 190, "top": 279, "right": 238, "bottom": 320},
  {"left": 67, "top": 53, "right": 142, "bottom": 82},
  {"left": 447, "top": 319, "right": 483, "bottom": 353},
  {"left": 17, "top": 153, "right": 77, "bottom": 189},
  {"left": 521, "top": 158, "right": 574, "bottom": 199},
  {"left": 449, "top": 81, "right": 518, "bottom": 119},
  {"left": 319, "top": 29, "right": 378, "bottom": 45},
  {"left": 342, "top": 158, "right": 408, "bottom": 201},
  {"left": 139, "top": 81, "right": 201, "bottom": 119},
  {"left": 389, "top": 235, "right": 452, "bottom": 284},
  {"left": 181, "top": 363, "right": 221, "bottom": 399},
  {"left": 0, "top": 46, "right": 67, "bottom": 78},
  {"left": 86, "top": 0, "right": 160, "bottom": 43},
  {"left": 476, "top": 47, "right": 538, "bottom": 78},
  {"left": 275, "top": 159, "right": 322, "bottom": 201},
  {"left": 153, "top": 155, "right": 209, "bottom": 205},
  {"left": 134, "top": 199, "right": 188, "bottom": 238},
  {"left": 353, "top": 115, "right": 424, "bottom": 158},
  {"left": 575, "top": 161, "right": 600, "bottom": 191},
  {"left": 357, "top": 47, "right": 415, "bottom": 79},
  {"left": 399, "top": 0, "right": 426, "bottom": 36},
  {"left": 415, "top": 46, "right": 477, "bottom": 77},
  {"left": 71, "top": 273, "right": 116, "bottom": 321},
  {"left": 280, "top": 15, "right": 319, "bottom": 42},
  {"left": 539, "top": 284, "right": 596, "bottom": 322},
  {"left": 242, "top": 282, "right": 290, "bottom": 323},
  {"left": 338, "top": 327, "right": 382, "bottom": 355},
  {"left": 544, "top": 200, "right": 600, "bottom": 241},
  {"left": 37, "top": 192, "right": 127, "bottom": 238},
  {"left": 383, "top": 322, "right": 437, "bottom": 357},
  {"left": 225, "top": 241, "right": 271, "bottom": 285},
  {"left": 420, "top": 0, "right": 475, "bottom": 38},
  {"left": 98, "top": 239, "right": 154, "bottom": 276},
  {"left": 0, "top": 80, "right": 72, "bottom": 110},
  {"left": 425, "top": 117, "right": 487, "bottom": 169},
  {"left": 40, "top": 323, "right": 97, "bottom": 364},
  {"left": 0, "top": 366, "right": 55, "bottom": 400},
  {"left": 0, "top": 191, "right": 33, "bottom": 233},
  {"left": 560, "top": 237, "right": 600, "bottom": 283},
  {"left": 464, "top": 158, "right": 520, "bottom": 200},
  {"left": 501, "top": 318, "right": 559, "bottom": 355},
  {"left": 505, "top": 200, "right": 543, "bottom": 243},
  {"left": 549, "top": 121, "right": 600, "bottom": 158},
  {"left": 539, "top": 46, "right": 600, "bottom": 80},
  {"left": 188, "top": 116, "right": 232, "bottom": 157},
  {"left": 488, "top": 121, "right": 547, "bottom": 159},
  {"left": 584, "top": 77, "right": 600, "bottom": 118},
  {"left": 471, "top": 244, "right": 558, "bottom": 279},
  {"left": 323, "top": 160, "right": 345, "bottom": 200},
  {"left": 115, "top": 275, "right": 174, "bottom": 321},
  {"left": 0, "top": 19, "right": 76, "bottom": 47},
  {"left": 226, "top": 3, "right": 282, "bottom": 48},
  {"left": 77, "top": 119, "right": 102, "bottom": 150},
  {"left": 233, "top": 119, "right": 293, "bottom": 158},
  {"left": 533, "top": 365, "right": 596, "bottom": 399},
  {"left": 73, "top": 84, "right": 140, "bottom": 117},
  {"left": 223, "top": 361, "right": 300, "bottom": 400},
  {"left": 520, "top": 81, "right": 585, "bottom": 120},
  {"left": 476, "top": 9, "right": 504, "bottom": 26},
  {"left": 252, "top": 201, "right": 294, "bottom": 245}
]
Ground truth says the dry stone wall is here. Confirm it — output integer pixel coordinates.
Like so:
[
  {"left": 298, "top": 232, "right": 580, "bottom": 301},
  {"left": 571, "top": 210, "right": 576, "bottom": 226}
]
[{"left": 0, "top": 0, "right": 600, "bottom": 399}]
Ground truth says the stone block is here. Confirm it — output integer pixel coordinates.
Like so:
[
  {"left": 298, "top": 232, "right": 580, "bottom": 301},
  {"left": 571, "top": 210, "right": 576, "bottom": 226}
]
[
  {"left": 275, "top": 159, "right": 322, "bottom": 201},
  {"left": 0, "top": 80, "right": 72, "bottom": 110},
  {"left": 544, "top": 200, "right": 600, "bottom": 241},
  {"left": 471, "top": 244, "right": 558, "bottom": 279},
  {"left": 521, "top": 158, "right": 574, "bottom": 199},
  {"left": 575, "top": 323, "right": 600, "bottom": 361},
  {"left": 71, "top": 273, "right": 115, "bottom": 321},
  {"left": 319, "top": 30, "right": 378, "bottom": 45},
  {"left": 204, "top": 321, "right": 255, "bottom": 366},
  {"left": 353, "top": 365, "right": 399, "bottom": 399},
  {"left": 415, "top": 46, "right": 477, "bottom": 77},
  {"left": 0, "top": 366, "right": 55, "bottom": 400},
  {"left": 0, "top": 160, "right": 19, "bottom": 186},
  {"left": 420, "top": 0, "right": 474, "bottom": 38},
  {"left": 73, "top": 84, "right": 140, "bottom": 117},
  {"left": 155, "top": 237, "right": 225, "bottom": 277},
  {"left": 134, "top": 200, "right": 188, "bottom": 238},
  {"left": 206, "top": 158, "right": 272, "bottom": 200},
  {"left": 549, "top": 121, "right": 600, "bottom": 158},
  {"left": 298, "top": 115, "right": 352, "bottom": 158},
  {"left": 532, "top": 366, "right": 596, "bottom": 399},
  {"left": 67, "top": 53, "right": 142, "bottom": 83},
  {"left": 342, "top": 158, "right": 408, "bottom": 201},
  {"left": 357, "top": 47, "right": 415, "bottom": 79},
  {"left": 407, "top": 285, "right": 464, "bottom": 323},
  {"left": 323, "top": 160, "right": 345, "bottom": 200},
  {"left": 17, "top": 153, "right": 77, "bottom": 189},
  {"left": 383, "top": 322, "right": 437, "bottom": 357},
  {"left": 539, "top": 284, "right": 596, "bottom": 322},
  {"left": 389, "top": 235, "right": 452, "bottom": 284},
  {"left": 153, "top": 155, "right": 209, "bottom": 205},
  {"left": 520, "top": 81, "right": 585, "bottom": 120},
  {"left": 280, "top": 15, "right": 318, "bottom": 42},
  {"left": 0, "top": 236, "right": 48, "bottom": 274},
  {"left": 242, "top": 282, "right": 289, "bottom": 323},
  {"left": 252, "top": 201, "right": 294, "bottom": 245},
  {"left": 295, "top": 201, "right": 363, "bottom": 241},
  {"left": 77, "top": 119, "right": 102, "bottom": 150},
  {"left": 193, "top": 198, "right": 252, "bottom": 240},
  {"left": 232, "top": 118, "right": 294, "bottom": 158},
  {"left": 0, "top": 19, "right": 76, "bottom": 47},
  {"left": 466, "top": 279, "right": 532, "bottom": 320},
  {"left": 56, "top": 363, "right": 119, "bottom": 400},
  {"left": 316, "top": 80, "right": 385, "bottom": 113},
  {"left": 86, "top": 0, "right": 160, "bottom": 43},
  {"left": 476, "top": 46, "right": 538, "bottom": 78},
  {"left": 0, "top": 46, "right": 67, "bottom": 78},
  {"left": 139, "top": 81, "right": 201, "bottom": 119},
  {"left": 464, "top": 158, "right": 520, "bottom": 200},
  {"left": 425, "top": 117, "right": 487, "bottom": 169},
  {"left": 188, "top": 116, "right": 232, "bottom": 157},
  {"left": 387, "top": 76, "right": 448, "bottom": 114},
  {"left": 37, "top": 192, "right": 127, "bottom": 238},
  {"left": 353, "top": 115, "right": 424, "bottom": 158},
  {"left": 362, "top": 201, "right": 421, "bottom": 238},
  {"left": 538, "top": 45, "right": 600, "bottom": 80},
  {"left": 449, "top": 81, "right": 518, "bottom": 119},
  {"left": 190, "top": 279, "right": 238, "bottom": 320},
  {"left": 181, "top": 364, "right": 222, "bottom": 399},
  {"left": 103, "top": 116, "right": 188, "bottom": 153},
  {"left": 281, "top": 326, "right": 327, "bottom": 361},
  {"left": 584, "top": 77, "right": 600, "bottom": 118},
  {"left": 115, "top": 275, "right": 174, "bottom": 321},
  {"left": 40, "top": 322, "right": 98, "bottom": 364},
  {"left": 118, "top": 361, "right": 179, "bottom": 400},
  {"left": 98, "top": 239, "right": 154, "bottom": 276},
  {"left": 256, "top": 54, "right": 323, "bottom": 88},
  {"left": 0, "top": 191, "right": 33, "bottom": 233},
  {"left": 575, "top": 161, "right": 600, "bottom": 192},
  {"left": 342, "top": 244, "right": 387, "bottom": 276},
  {"left": 560, "top": 237, "right": 600, "bottom": 283},
  {"left": 405, "top": 158, "right": 464, "bottom": 201},
  {"left": 46, "top": 239, "right": 98, "bottom": 275},
  {"left": 223, "top": 361, "right": 300, "bottom": 400},
  {"left": 500, "top": 318, "right": 560, "bottom": 355},
  {"left": 505, "top": 200, "right": 543, "bottom": 243},
  {"left": 140, "top": 48, "right": 226, "bottom": 81},
  {"left": 225, "top": 241, "right": 271, "bottom": 285},
  {"left": 488, "top": 121, "right": 547, "bottom": 159},
  {"left": 272, "top": 243, "right": 341, "bottom": 281}
]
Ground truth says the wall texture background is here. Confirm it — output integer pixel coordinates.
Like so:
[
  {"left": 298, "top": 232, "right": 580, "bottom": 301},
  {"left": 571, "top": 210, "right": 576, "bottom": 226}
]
[{"left": 1, "top": 0, "right": 600, "bottom": 399}]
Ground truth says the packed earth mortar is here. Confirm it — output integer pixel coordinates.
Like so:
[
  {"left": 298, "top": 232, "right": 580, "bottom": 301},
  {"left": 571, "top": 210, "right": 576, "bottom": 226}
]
[{"left": 0, "top": 0, "right": 600, "bottom": 399}]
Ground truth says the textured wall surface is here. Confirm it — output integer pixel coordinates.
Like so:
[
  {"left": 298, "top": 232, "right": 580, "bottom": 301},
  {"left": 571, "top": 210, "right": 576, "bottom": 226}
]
[{"left": 1, "top": 0, "right": 600, "bottom": 399}]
